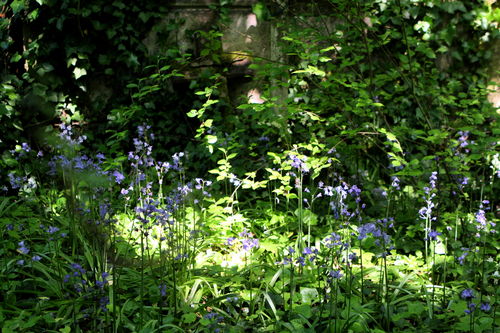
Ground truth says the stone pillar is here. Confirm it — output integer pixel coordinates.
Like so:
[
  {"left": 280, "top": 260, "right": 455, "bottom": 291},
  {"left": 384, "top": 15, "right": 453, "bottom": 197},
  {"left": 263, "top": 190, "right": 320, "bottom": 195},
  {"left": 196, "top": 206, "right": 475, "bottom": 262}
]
[
  {"left": 144, "top": 0, "right": 273, "bottom": 106},
  {"left": 485, "top": 0, "right": 500, "bottom": 110}
]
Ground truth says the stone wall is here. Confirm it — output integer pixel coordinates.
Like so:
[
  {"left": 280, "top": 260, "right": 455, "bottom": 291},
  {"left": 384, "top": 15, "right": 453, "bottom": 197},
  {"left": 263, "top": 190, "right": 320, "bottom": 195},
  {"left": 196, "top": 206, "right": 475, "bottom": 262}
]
[{"left": 144, "top": 0, "right": 274, "bottom": 105}]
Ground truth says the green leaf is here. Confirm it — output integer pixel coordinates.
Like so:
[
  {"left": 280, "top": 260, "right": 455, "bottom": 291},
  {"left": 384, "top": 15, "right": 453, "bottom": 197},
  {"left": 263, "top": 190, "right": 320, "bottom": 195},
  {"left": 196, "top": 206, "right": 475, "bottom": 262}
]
[
  {"left": 300, "top": 287, "right": 318, "bottom": 304},
  {"left": 294, "top": 304, "right": 312, "bottom": 318},
  {"left": 206, "top": 135, "right": 217, "bottom": 144},
  {"left": 181, "top": 312, "right": 197, "bottom": 324},
  {"left": 59, "top": 326, "right": 71, "bottom": 333},
  {"left": 73, "top": 67, "right": 87, "bottom": 80}
]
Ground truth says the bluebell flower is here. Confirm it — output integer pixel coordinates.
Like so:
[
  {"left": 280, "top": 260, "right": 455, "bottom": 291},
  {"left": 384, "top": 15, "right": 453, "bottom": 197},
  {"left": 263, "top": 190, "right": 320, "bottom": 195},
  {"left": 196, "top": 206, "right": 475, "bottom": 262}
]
[
  {"left": 325, "top": 232, "right": 342, "bottom": 248},
  {"left": 391, "top": 176, "right": 400, "bottom": 190},
  {"left": 204, "top": 312, "right": 218, "bottom": 320},
  {"left": 226, "top": 237, "right": 237, "bottom": 246},
  {"left": 159, "top": 284, "right": 167, "bottom": 297},
  {"left": 480, "top": 303, "right": 491, "bottom": 312},
  {"left": 21, "top": 142, "right": 31, "bottom": 152},
  {"left": 242, "top": 238, "right": 259, "bottom": 251},
  {"left": 32, "top": 255, "right": 41, "bottom": 261},
  {"left": 289, "top": 154, "right": 309, "bottom": 173},
  {"left": 296, "top": 256, "right": 306, "bottom": 266},
  {"left": 457, "top": 250, "right": 469, "bottom": 265},
  {"left": 428, "top": 230, "right": 441, "bottom": 241},
  {"left": 17, "top": 241, "right": 30, "bottom": 255},
  {"left": 329, "top": 270, "right": 343, "bottom": 279},
  {"left": 113, "top": 171, "right": 125, "bottom": 184},
  {"left": 303, "top": 247, "right": 313, "bottom": 255},
  {"left": 461, "top": 289, "right": 475, "bottom": 300},
  {"left": 99, "top": 296, "right": 109, "bottom": 312},
  {"left": 465, "top": 302, "right": 476, "bottom": 314},
  {"left": 47, "top": 226, "right": 59, "bottom": 234}
]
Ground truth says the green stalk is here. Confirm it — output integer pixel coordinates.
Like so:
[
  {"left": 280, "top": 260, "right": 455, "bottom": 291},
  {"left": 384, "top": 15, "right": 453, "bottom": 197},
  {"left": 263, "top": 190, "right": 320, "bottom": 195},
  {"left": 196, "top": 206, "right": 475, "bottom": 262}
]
[
  {"left": 431, "top": 240, "right": 436, "bottom": 318},
  {"left": 139, "top": 229, "right": 144, "bottom": 329},
  {"left": 442, "top": 237, "right": 448, "bottom": 309}
]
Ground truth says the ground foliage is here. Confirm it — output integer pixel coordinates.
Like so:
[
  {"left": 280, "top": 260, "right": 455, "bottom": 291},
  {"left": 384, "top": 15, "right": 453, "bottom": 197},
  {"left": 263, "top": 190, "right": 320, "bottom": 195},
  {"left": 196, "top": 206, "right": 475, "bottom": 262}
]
[{"left": 0, "top": 0, "right": 499, "bottom": 332}]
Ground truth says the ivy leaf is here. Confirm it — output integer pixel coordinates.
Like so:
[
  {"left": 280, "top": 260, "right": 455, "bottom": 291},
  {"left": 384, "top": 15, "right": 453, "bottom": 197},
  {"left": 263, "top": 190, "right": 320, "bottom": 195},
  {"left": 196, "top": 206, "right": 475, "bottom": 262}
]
[
  {"left": 73, "top": 67, "right": 87, "bottom": 80},
  {"left": 300, "top": 287, "right": 318, "bottom": 305}
]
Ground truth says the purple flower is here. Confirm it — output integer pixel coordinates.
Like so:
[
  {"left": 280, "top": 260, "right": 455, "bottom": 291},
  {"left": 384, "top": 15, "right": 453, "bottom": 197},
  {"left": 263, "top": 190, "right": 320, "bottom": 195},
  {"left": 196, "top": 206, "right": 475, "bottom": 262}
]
[
  {"left": 325, "top": 232, "right": 342, "bottom": 248},
  {"left": 428, "top": 230, "right": 441, "bottom": 241},
  {"left": 99, "top": 296, "right": 109, "bottom": 312},
  {"left": 303, "top": 247, "right": 313, "bottom": 255},
  {"left": 457, "top": 250, "right": 469, "bottom": 265},
  {"left": 21, "top": 142, "right": 31, "bottom": 152},
  {"left": 32, "top": 255, "right": 41, "bottom": 262},
  {"left": 241, "top": 238, "right": 259, "bottom": 251},
  {"left": 480, "top": 303, "right": 491, "bottom": 312},
  {"left": 159, "top": 284, "right": 167, "bottom": 297},
  {"left": 329, "top": 270, "right": 343, "bottom": 279},
  {"left": 70, "top": 263, "right": 86, "bottom": 275},
  {"left": 17, "top": 241, "right": 30, "bottom": 255},
  {"left": 226, "top": 237, "right": 237, "bottom": 246},
  {"left": 391, "top": 176, "right": 400, "bottom": 190},
  {"left": 113, "top": 171, "right": 125, "bottom": 184},
  {"left": 460, "top": 289, "right": 475, "bottom": 300},
  {"left": 475, "top": 209, "right": 487, "bottom": 228},
  {"left": 47, "top": 226, "right": 60, "bottom": 234},
  {"left": 289, "top": 154, "right": 309, "bottom": 173}
]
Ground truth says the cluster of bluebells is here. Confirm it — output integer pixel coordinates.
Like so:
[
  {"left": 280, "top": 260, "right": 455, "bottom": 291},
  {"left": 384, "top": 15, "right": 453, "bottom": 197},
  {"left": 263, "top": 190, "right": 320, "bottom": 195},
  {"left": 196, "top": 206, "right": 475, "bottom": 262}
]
[
  {"left": 289, "top": 154, "right": 309, "bottom": 174},
  {"left": 317, "top": 180, "right": 364, "bottom": 222},
  {"left": 47, "top": 153, "right": 109, "bottom": 180},
  {"left": 454, "top": 131, "right": 473, "bottom": 155},
  {"left": 39, "top": 224, "right": 67, "bottom": 240},
  {"left": 276, "top": 246, "right": 320, "bottom": 267},
  {"left": 358, "top": 218, "right": 395, "bottom": 256},
  {"left": 391, "top": 176, "right": 401, "bottom": 191},
  {"left": 460, "top": 288, "right": 491, "bottom": 315},
  {"left": 419, "top": 172, "right": 438, "bottom": 232},
  {"left": 63, "top": 263, "right": 110, "bottom": 312},
  {"left": 474, "top": 200, "right": 496, "bottom": 237},
  {"left": 456, "top": 248, "right": 470, "bottom": 265},
  {"left": 7, "top": 166, "right": 37, "bottom": 192},
  {"left": 327, "top": 269, "right": 344, "bottom": 284},
  {"left": 324, "top": 232, "right": 344, "bottom": 249},
  {"left": 193, "top": 178, "right": 212, "bottom": 204},
  {"left": 64, "top": 263, "right": 88, "bottom": 293},
  {"left": 226, "top": 229, "right": 260, "bottom": 252},
  {"left": 46, "top": 124, "right": 112, "bottom": 181},
  {"left": 7, "top": 142, "right": 37, "bottom": 191},
  {"left": 203, "top": 312, "right": 225, "bottom": 332},
  {"left": 58, "top": 124, "right": 87, "bottom": 146},
  {"left": 17, "top": 240, "right": 29, "bottom": 254},
  {"left": 16, "top": 240, "right": 42, "bottom": 264},
  {"left": 456, "top": 175, "right": 469, "bottom": 192}
]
